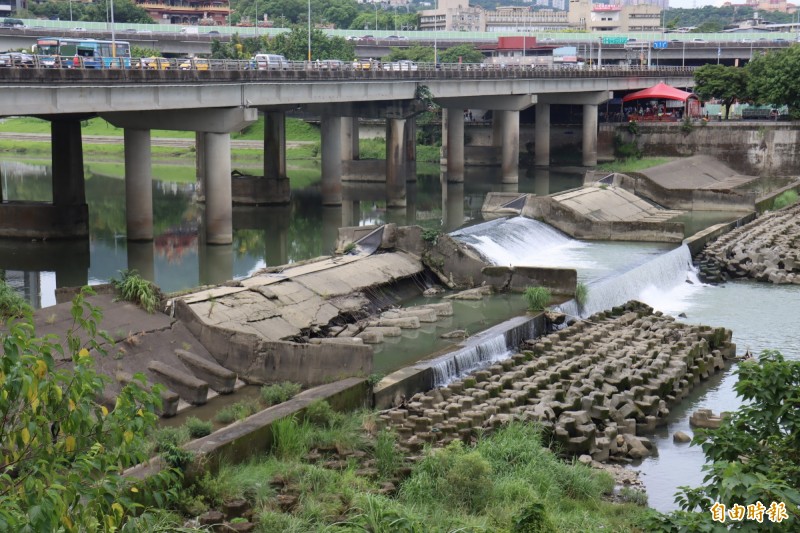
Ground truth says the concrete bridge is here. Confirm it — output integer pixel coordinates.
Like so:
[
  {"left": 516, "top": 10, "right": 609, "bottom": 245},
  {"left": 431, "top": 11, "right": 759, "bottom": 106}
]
[{"left": 0, "top": 65, "right": 694, "bottom": 243}]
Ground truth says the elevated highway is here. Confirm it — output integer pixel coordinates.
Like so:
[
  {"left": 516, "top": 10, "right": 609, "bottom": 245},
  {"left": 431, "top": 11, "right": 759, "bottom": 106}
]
[{"left": 0, "top": 65, "right": 694, "bottom": 246}]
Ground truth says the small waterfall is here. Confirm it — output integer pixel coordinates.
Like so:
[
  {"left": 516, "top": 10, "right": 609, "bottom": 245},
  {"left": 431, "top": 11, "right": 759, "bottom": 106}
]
[
  {"left": 452, "top": 217, "right": 587, "bottom": 267},
  {"left": 423, "top": 316, "right": 539, "bottom": 387},
  {"left": 560, "top": 244, "right": 699, "bottom": 318}
]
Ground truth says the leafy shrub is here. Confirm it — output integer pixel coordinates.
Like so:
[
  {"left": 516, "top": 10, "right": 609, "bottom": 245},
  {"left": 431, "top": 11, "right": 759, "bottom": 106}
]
[
  {"left": 0, "top": 279, "right": 31, "bottom": 319},
  {"left": 111, "top": 269, "right": 159, "bottom": 313},
  {"left": 185, "top": 416, "right": 213, "bottom": 439},
  {"left": 161, "top": 442, "right": 195, "bottom": 470},
  {"left": 0, "top": 287, "right": 180, "bottom": 530},
  {"left": 613, "top": 133, "right": 642, "bottom": 160},
  {"left": 523, "top": 286, "right": 551, "bottom": 312},
  {"left": 153, "top": 426, "right": 191, "bottom": 452},
  {"left": 343, "top": 242, "right": 357, "bottom": 254},
  {"left": 680, "top": 115, "right": 694, "bottom": 134},
  {"left": 272, "top": 416, "right": 308, "bottom": 459},
  {"left": 627, "top": 120, "right": 640, "bottom": 135},
  {"left": 260, "top": 381, "right": 302, "bottom": 406},
  {"left": 772, "top": 189, "right": 798, "bottom": 210},
  {"left": 421, "top": 228, "right": 440, "bottom": 244}
]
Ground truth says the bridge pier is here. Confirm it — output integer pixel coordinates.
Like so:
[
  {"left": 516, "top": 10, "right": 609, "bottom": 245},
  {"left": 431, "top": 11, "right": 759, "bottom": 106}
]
[
  {"left": 583, "top": 104, "right": 599, "bottom": 167},
  {"left": 124, "top": 128, "right": 153, "bottom": 241},
  {"left": 195, "top": 132, "right": 206, "bottom": 196},
  {"left": 340, "top": 117, "right": 360, "bottom": 161},
  {"left": 445, "top": 108, "right": 465, "bottom": 182},
  {"left": 321, "top": 115, "right": 343, "bottom": 205},
  {"left": 264, "top": 111, "right": 287, "bottom": 180},
  {"left": 386, "top": 117, "right": 407, "bottom": 208},
  {"left": 535, "top": 103, "right": 551, "bottom": 167},
  {"left": 405, "top": 116, "right": 417, "bottom": 179},
  {"left": 204, "top": 132, "right": 233, "bottom": 244},
  {"left": 497, "top": 110, "right": 520, "bottom": 183}
]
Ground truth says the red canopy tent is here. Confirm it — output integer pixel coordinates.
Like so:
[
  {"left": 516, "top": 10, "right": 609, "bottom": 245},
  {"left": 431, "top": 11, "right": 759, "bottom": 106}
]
[{"left": 622, "top": 82, "right": 701, "bottom": 120}]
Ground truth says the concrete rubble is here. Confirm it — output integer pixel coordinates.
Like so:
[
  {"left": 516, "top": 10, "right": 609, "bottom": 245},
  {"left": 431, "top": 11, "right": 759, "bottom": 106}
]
[
  {"left": 696, "top": 202, "right": 800, "bottom": 284},
  {"left": 376, "top": 301, "right": 735, "bottom": 464}
]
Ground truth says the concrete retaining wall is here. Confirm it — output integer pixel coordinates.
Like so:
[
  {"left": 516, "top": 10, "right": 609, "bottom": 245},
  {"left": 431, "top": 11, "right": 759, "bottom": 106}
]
[
  {"left": 231, "top": 175, "right": 290, "bottom": 205},
  {"left": 0, "top": 203, "right": 88, "bottom": 239},
  {"left": 600, "top": 122, "right": 800, "bottom": 176},
  {"left": 175, "top": 299, "right": 373, "bottom": 386},
  {"left": 127, "top": 378, "right": 370, "bottom": 481},
  {"left": 683, "top": 212, "right": 758, "bottom": 257},
  {"left": 614, "top": 173, "right": 754, "bottom": 212},
  {"left": 755, "top": 181, "right": 800, "bottom": 212},
  {"left": 342, "top": 160, "right": 386, "bottom": 182},
  {"left": 522, "top": 196, "right": 684, "bottom": 243}
]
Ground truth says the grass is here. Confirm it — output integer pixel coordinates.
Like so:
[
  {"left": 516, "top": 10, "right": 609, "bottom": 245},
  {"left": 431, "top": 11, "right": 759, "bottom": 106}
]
[
  {"left": 110, "top": 269, "right": 160, "bottom": 313},
  {"left": 575, "top": 282, "right": 589, "bottom": 311},
  {"left": 0, "top": 279, "right": 32, "bottom": 320},
  {"left": 359, "top": 137, "right": 440, "bottom": 163},
  {"left": 523, "top": 286, "right": 552, "bottom": 312},
  {"left": 185, "top": 416, "right": 213, "bottom": 439},
  {"left": 260, "top": 381, "right": 302, "bottom": 407},
  {"left": 214, "top": 398, "right": 262, "bottom": 425},
  {"left": 772, "top": 189, "right": 798, "bottom": 210},
  {"left": 596, "top": 157, "right": 672, "bottom": 173},
  {"left": 181, "top": 420, "right": 654, "bottom": 533}
]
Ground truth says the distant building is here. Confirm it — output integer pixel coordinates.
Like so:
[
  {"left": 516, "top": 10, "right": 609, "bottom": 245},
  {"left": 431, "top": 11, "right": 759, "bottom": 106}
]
[
  {"left": 567, "top": 0, "right": 662, "bottom": 32},
  {"left": 485, "top": 6, "right": 569, "bottom": 32},
  {"left": 0, "top": 0, "right": 25, "bottom": 16},
  {"left": 419, "top": 0, "right": 485, "bottom": 32},
  {"left": 721, "top": 0, "right": 797, "bottom": 14},
  {"left": 135, "top": 0, "right": 231, "bottom": 26}
]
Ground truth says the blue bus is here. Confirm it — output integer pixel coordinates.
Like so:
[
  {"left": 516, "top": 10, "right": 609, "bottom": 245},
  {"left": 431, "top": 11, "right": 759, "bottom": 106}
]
[{"left": 35, "top": 37, "right": 132, "bottom": 68}]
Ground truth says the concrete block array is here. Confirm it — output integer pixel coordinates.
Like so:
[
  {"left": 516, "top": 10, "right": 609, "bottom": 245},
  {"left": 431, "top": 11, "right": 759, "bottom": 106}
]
[
  {"left": 378, "top": 301, "right": 734, "bottom": 463},
  {"left": 697, "top": 203, "right": 800, "bottom": 284}
]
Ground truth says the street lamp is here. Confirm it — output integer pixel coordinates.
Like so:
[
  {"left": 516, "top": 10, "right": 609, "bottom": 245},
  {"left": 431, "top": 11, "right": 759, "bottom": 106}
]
[
  {"left": 375, "top": 2, "right": 378, "bottom": 32},
  {"left": 110, "top": 0, "right": 116, "bottom": 60},
  {"left": 433, "top": 0, "right": 438, "bottom": 65},
  {"left": 307, "top": 0, "right": 311, "bottom": 61}
]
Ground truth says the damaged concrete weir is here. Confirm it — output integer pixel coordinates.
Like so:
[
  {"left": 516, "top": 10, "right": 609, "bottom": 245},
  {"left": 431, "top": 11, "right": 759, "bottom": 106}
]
[{"left": 376, "top": 301, "right": 736, "bottom": 463}]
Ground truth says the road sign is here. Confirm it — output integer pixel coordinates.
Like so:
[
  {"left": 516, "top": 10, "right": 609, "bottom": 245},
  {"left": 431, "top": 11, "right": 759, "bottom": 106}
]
[
  {"left": 602, "top": 37, "right": 628, "bottom": 45},
  {"left": 653, "top": 41, "right": 668, "bottom": 49}
]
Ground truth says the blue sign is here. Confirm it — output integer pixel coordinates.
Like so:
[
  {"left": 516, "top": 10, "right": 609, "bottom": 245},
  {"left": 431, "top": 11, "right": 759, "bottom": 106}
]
[{"left": 653, "top": 41, "right": 668, "bottom": 49}]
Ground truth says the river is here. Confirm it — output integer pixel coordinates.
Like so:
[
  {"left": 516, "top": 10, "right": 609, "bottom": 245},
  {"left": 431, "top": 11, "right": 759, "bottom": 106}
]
[{"left": 1, "top": 151, "right": 798, "bottom": 514}]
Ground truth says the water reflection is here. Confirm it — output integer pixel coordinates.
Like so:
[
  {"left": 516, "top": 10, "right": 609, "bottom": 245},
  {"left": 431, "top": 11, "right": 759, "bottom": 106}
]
[{"left": 0, "top": 156, "right": 589, "bottom": 308}]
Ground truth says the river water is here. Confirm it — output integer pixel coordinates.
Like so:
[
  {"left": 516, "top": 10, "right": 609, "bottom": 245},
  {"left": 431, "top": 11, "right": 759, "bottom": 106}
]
[{"left": 2, "top": 153, "right": 798, "bottom": 513}]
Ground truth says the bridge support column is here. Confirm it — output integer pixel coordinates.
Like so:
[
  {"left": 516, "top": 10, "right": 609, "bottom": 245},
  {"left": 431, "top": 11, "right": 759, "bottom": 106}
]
[
  {"left": 535, "top": 103, "right": 551, "bottom": 167},
  {"left": 386, "top": 117, "right": 407, "bottom": 208},
  {"left": 582, "top": 104, "right": 598, "bottom": 167},
  {"left": 124, "top": 128, "right": 153, "bottom": 241},
  {"left": 264, "top": 111, "right": 286, "bottom": 179},
  {"left": 127, "top": 241, "right": 155, "bottom": 282},
  {"left": 49, "top": 118, "right": 89, "bottom": 237},
  {"left": 498, "top": 110, "right": 520, "bottom": 183},
  {"left": 204, "top": 132, "right": 233, "bottom": 244},
  {"left": 405, "top": 116, "right": 416, "bottom": 180},
  {"left": 445, "top": 108, "right": 464, "bottom": 182},
  {"left": 195, "top": 132, "right": 206, "bottom": 195},
  {"left": 321, "top": 115, "right": 342, "bottom": 205},
  {"left": 340, "top": 117, "right": 360, "bottom": 161}
]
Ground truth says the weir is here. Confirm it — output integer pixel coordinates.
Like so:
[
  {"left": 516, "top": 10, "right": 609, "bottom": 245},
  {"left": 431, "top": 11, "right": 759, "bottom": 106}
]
[{"left": 421, "top": 315, "right": 540, "bottom": 386}]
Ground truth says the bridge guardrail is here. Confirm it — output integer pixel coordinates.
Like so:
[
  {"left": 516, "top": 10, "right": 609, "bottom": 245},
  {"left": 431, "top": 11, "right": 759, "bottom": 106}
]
[{"left": 0, "top": 56, "right": 697, "bottom": 82}]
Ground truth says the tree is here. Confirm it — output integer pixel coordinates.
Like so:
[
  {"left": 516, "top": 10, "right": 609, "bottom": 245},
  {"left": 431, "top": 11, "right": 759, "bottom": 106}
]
[
  {"left": 439, "top": 44, "right": 485, "bottom": 65},
  {"left": 0, "top": 288, "right": 180, "bottom": 530},
  {"left": 746, "top": 45, "right": 800, "bottom": 118},
  {"left": 265, "top": 26, "right": 354, "bottom": 61},
  {"left": 386, "top": 45, "right": 434, "bottom": 63},
  {"left": 693, "top": 64, "right": 749, "bottom": 120},
  {"left": 647, "top": 350, "right": 800, "bottom": 531}
]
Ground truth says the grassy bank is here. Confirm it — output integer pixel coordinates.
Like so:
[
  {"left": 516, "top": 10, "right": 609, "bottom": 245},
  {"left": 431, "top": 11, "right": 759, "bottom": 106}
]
[
  {"left": 158, "top": 405, "right": 654, "bottom": 532},
  {"left": 596, "top": 157, "right": 672, "bottom": 173}
]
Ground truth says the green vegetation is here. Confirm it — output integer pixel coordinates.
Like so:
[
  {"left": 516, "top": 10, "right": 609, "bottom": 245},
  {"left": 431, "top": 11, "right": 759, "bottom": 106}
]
[
  {"left": 619, "top": 487, "right": 649, "bottom": 507},
  {"left": 185, "top": 416, "right": 214, "bottom": 439},
  {"left": 523, "top": 286, "right": 551, "bottom": 312},
  {"left": 343, "top": 242, "right": 357, "bottom": 254},
  {"left": 598, "top": 156, "right": 671, "bottom": 173},
  {"left": 181, "top": 420, "right": 651, "bottom": 531},
  {"left": 647, "top": 350, "right": 800, "bottom": 530},
  {"left": 0, "top": 279, "right": 31, "bottom": 319},
  {"left": 772, "top": 189, "right": 798, "bottom": 210},
  {"left": 694, "top": 64, "right": 749, "bottom": 120},
  {"left": 575, "top": 281, "right": 589, "bottom": 311},
  {"left": 260, "top": 381, "right": 302, "bottom": 406},
  {"left": 422, "top": 228, "right": 441, "bottom": 244},
  {"left": 0, "top": 288, "right": 180, "bottom": 530},
  {"left": 214, "top": 398, "right": 263, "bottom": 424},
  {"left": 111, "top": 269, "right": 160, "bottom": 313}
]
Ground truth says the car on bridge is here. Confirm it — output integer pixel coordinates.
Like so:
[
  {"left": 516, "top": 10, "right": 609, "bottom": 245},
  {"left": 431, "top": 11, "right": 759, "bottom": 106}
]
[
  {"left": 0, "top": 51, "right": 34, "bottom": 68},
  {"left": 179, "top": 57, "right": 210, "bottom": 70},
  {"left": 135, "top": 57, "right": 171, "bottom": 70},
  {"left": 254, "top": 54, "right": 289, "bottom": 70}
]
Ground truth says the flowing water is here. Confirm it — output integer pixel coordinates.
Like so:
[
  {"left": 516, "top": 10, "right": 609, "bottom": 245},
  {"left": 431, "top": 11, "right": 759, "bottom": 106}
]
[{"left": 3, "top": 152, "right": 799, "bottom": 514}]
